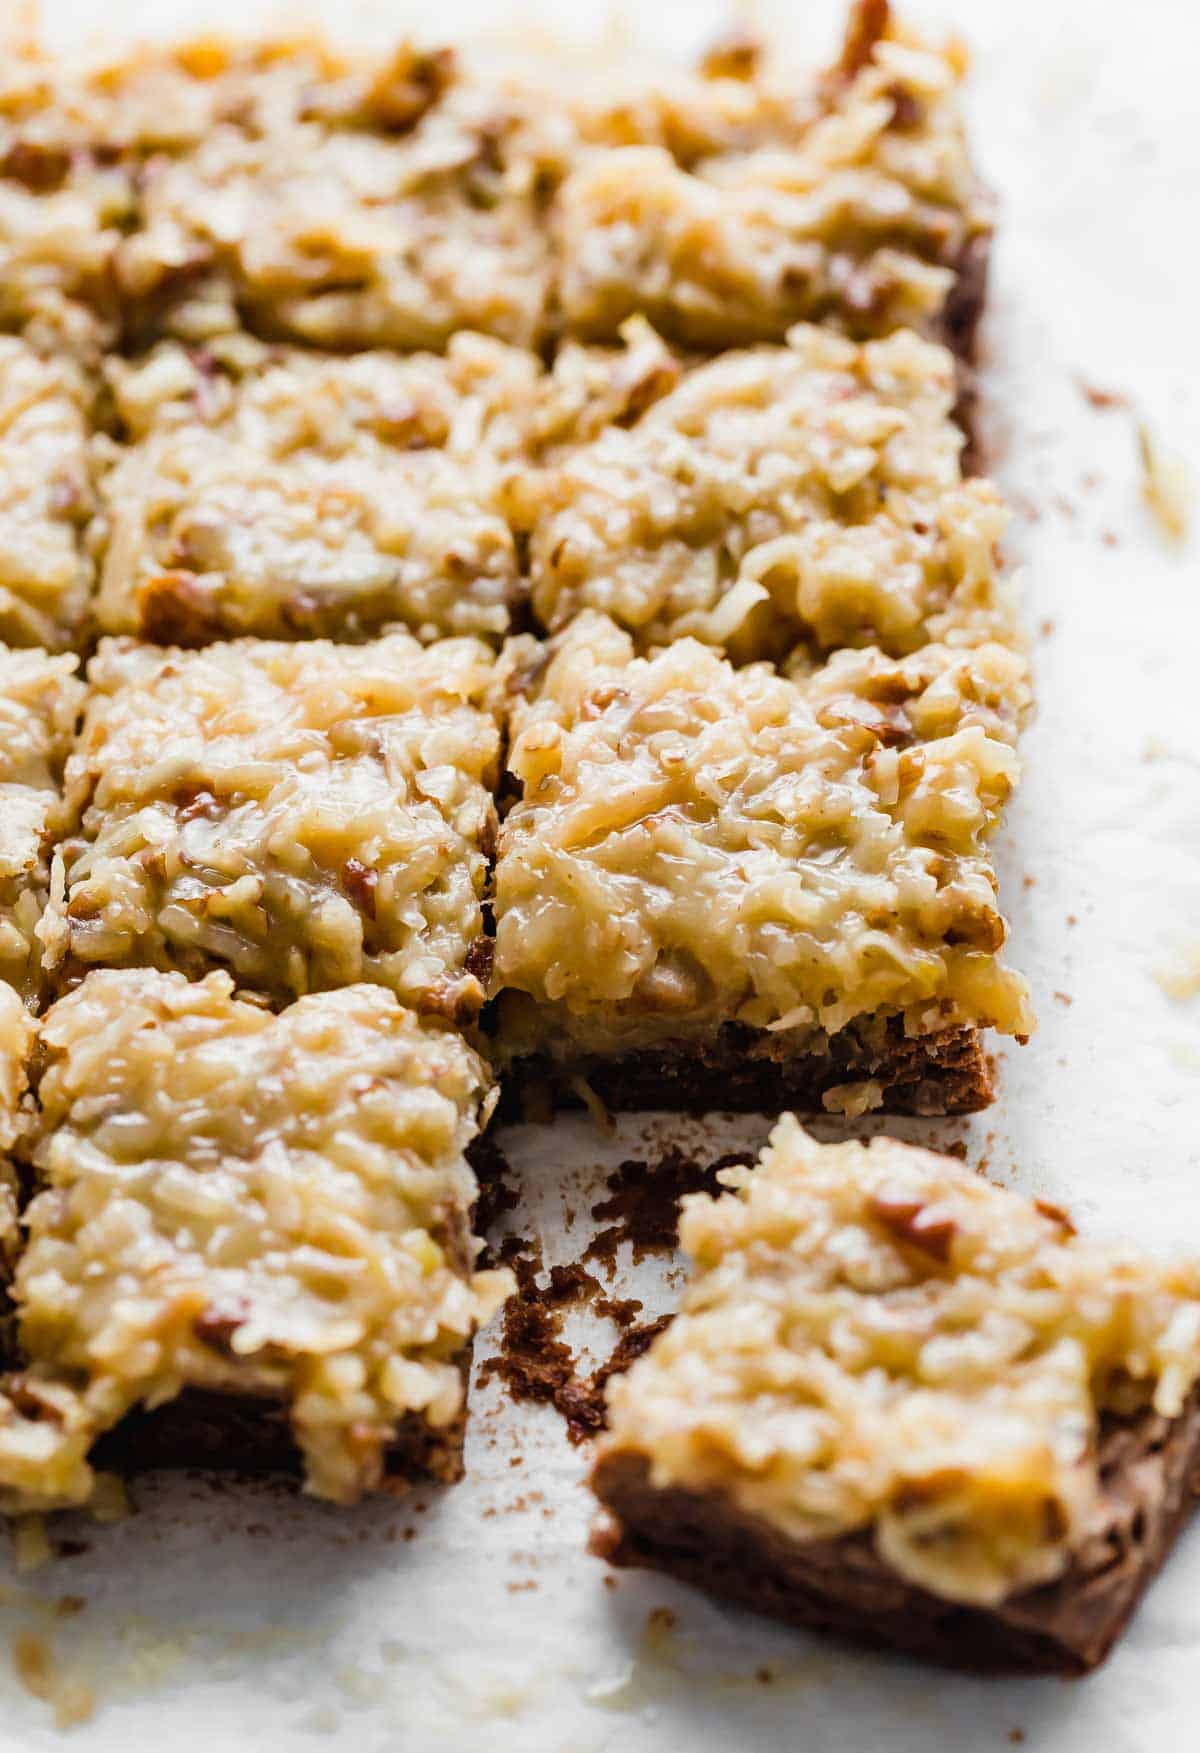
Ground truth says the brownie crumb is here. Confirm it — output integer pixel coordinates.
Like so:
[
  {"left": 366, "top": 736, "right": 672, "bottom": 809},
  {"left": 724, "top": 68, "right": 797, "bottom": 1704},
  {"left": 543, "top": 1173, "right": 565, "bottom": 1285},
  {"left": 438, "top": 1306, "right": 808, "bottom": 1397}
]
[
  {"left": 480, "top": 1219, "right": 674, "bottom": 1446},
  {"left": 1076, "top": 377, "right": 1129, "bottom": 412},
  {"left": 468, "top": 1133, "right": 521, "bottom": 1246},
  {"left": 594, "top": 1293, "right": 644, "bottom": 1330},
  {"left": 593, "top": 1318, "right": 673, "bottom": 1402},
  {"left": 478, "top": 1235, "right": 602, "bottom": 1436},
  {"left": 584, "top": 1150, "right": 753, "bottom": 1274}
]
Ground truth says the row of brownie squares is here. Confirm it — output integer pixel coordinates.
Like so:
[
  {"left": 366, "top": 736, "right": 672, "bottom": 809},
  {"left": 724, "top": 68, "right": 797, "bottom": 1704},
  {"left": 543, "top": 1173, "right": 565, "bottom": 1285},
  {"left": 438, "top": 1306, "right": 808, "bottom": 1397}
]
[
  {"left": 1, "top": 9, "right": 987, "bottom": 365},
  {"left": 2, "top": 318, "right": 1005, "bottom": 655},
  {"left": 0, "top": 599, "right": 1029, "bottom": 1101}
]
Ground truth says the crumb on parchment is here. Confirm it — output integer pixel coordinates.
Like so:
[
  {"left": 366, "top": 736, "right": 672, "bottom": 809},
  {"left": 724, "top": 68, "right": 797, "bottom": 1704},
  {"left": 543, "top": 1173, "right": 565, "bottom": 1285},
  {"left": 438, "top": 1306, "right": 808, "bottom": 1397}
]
[
  {"left": 1154, "top": 941, "right": 1200, "bottom": 1003},
  {"left": 12, "top": 1630, "right": 96, "bottom": 1730},
  {"left": 1138, "top": 423, "right": 1192, "bottom": 543}
]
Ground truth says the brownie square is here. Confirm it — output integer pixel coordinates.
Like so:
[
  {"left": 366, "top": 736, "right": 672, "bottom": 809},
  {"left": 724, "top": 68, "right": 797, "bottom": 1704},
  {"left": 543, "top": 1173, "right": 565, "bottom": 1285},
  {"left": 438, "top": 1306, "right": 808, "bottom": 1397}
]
[
  {"left": 0, "top": 644, "right": 83, "bottom": 1002},
  {"left": 512, "top": 322, "right": 1015, "bottom": 661},
  {"left": 113, "top": 43, "right": 561, "bottom": 352},
  {"left": 94, "top": 334, "right": 541, "bottom": 645},
  {"left": 0, "top": 55, "right": 135, "bottom": 358},
  {"left": 0, "top": 337, "right": 95, "bottom": 651},
  {"left": 493, "top": 611, "right": 1031, "bottom": 1115},
  {"left": 40, "top": 633, "right": 501, "bottom": 1016},
  {"left": 592, "top": 1121, "right": 1200, "bottom": 1673},
  {"left": 0, "top": 969, "right": 509, "bottom": 1509},
  {"left": 555, "top": 1, "right": 991, "bottom": 355}
]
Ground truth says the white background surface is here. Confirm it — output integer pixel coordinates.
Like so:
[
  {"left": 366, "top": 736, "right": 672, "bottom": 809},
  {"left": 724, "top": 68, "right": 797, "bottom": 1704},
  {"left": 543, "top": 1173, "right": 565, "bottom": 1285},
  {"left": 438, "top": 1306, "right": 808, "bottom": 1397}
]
[{"left": 3, "top": 0, "right": 1200, "bottom": 1745}]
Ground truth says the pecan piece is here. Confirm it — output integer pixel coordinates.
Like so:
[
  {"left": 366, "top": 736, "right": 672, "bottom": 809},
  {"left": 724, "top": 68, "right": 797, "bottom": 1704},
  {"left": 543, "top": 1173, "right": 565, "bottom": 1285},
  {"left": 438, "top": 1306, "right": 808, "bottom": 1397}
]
[
  {"left": 343, "top": 858, "right": 378, "bottom": 921},
  {"left": 869, "top": 1187, "right": 957, "bottom": 1262}
]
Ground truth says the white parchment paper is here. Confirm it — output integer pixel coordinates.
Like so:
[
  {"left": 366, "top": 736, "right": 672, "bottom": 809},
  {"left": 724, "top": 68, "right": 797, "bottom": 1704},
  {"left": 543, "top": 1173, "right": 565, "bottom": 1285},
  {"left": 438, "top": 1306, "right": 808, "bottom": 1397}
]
[{"left": 1, "top": 0, "right": 1198, "bottom": 1744}]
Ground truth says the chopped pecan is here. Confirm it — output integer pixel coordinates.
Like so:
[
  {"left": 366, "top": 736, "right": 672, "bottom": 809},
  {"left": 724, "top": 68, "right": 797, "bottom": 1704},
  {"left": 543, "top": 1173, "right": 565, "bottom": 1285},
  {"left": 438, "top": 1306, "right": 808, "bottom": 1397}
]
[
  {"left": 817, "top": 696, "right": 912, "bottom": 746},
  {"left": 1034, "top": 1198, "right": 1077, "bottom": 1238},
  {"left": 699, "top": 27, "right": 763, "bottom": 81},
  {"left": 869, "top": 1187, "right": 957, "bottom": 1262},
  {"left": 464, "top": 935, "right": 494, "bottom": 991},
  {"left": 1, "top": 140, "right": 70, "bottom": 192},
  {"left": 343, "top": 858, "right": 378, "bottom": 920},
  {"left": 371, "top": 399, "right": 445, "bottom": 449},
  {"left": 174, "top": 786, "right": 223, "bottom": 823},
  {"left": 946, "top": 909, "right": 1006, "bottom": 953},
  {"left": 580, "top": 684, "right": 630, "bottom": 721},
  {"left": 886, "top": 83, "right": 924, "bottom": 130},
  {"left": 362, "top": 44, "right": 456, "bottom": 132},
  {"left": 612, "top": 353, "right": 682, "bottom": 428},
  {"left": 47, "top": 474, "right": 84, "bottom": 517},
  {"left": 478, "top": 808, "right": 499, "bottom": 863},
  {"left": 137, "top": 572, "right": 224, "bottom": 647},
  {"left": 838, "top": 0, "right": 890, "bottom": 80},
  {"left": 3, "top": 1375, "right": 66, "bottom": 1425},
  {"left": 194, "top": 1299, "right": 252, "bottom": 1356},
  {"left": 422, "top": 973, "right": 483, "bottom": 1027}
]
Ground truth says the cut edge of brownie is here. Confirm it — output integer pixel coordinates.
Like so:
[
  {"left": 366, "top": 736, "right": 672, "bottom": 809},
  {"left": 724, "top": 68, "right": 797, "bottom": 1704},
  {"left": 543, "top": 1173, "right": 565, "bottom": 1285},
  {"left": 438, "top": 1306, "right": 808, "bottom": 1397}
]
[
  {"left": 590, "top": 1387, "right": 1200, "bottom": 1675},
  {"left": 941, "top": 230, "right": 992, "bottom": 474},
  {"left": 498, "top": 1017, "right": 993, "bottom": 1119},
  {"left": 92, "top": 1355, "right": 473, "bottom": 1494}
]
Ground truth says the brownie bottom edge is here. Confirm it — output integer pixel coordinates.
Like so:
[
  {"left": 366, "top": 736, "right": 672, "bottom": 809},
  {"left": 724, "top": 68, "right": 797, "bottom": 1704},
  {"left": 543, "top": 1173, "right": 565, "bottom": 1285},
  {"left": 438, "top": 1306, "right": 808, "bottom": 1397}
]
[
  {"left": 590, "top": 1388, "right": 1200, "bottom": 1675},
  {"left": 500, "top": 1019, "right": 995, "bottom": 1120}
]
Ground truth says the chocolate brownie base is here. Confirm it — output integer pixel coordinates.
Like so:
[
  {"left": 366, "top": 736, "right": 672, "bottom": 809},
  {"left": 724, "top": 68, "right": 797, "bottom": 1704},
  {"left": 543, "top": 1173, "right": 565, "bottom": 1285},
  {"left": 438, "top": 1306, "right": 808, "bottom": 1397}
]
[
  {"left": 942, "top": 232, "right": 992, "bottom": 474},
  {"left": 941, "top": 231, "right": 991, "bottom": 370},
  {"left": 502, "top": 1019, "right": 993, "bottom": 1119},
  {"left": 92, "top": 1372, "right": 470, "bottom": 1492},
  {"left": 591, "top": 1389, "right": 1200, "bottom": 1675}
]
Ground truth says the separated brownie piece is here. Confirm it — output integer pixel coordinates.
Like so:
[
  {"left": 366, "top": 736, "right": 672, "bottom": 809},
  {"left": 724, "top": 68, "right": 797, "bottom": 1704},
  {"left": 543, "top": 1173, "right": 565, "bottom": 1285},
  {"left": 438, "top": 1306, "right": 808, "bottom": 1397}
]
[
  {"left": 39, "top": 634, "right": 500, "bottom": 1016},
  {"left": 113, "top": 42, "right": 563, "bottom": 351},
  {"left": 593, "top": 1120, "right": 1200, "bottom": 1673},
  {"left": 0, "top": 646, "right": 83, "bottom": 1003},
  {"left": 494, "top": 612, "right": 1031, "bottom": 1114},
  {"left": 93, "top": 333, "right": 541, "bottom": 644},
  {"left": 512, "top": 322, "right": 1014, "bottom": 661},
  {"left": 555, "top": 0, "right": 990, "bottom": 354},
  {"left": 0, "top": 969, "right": 509, "bottom": 1509},
  {"left": 0, "top": 336, "right": 95, "bottom": 651}
]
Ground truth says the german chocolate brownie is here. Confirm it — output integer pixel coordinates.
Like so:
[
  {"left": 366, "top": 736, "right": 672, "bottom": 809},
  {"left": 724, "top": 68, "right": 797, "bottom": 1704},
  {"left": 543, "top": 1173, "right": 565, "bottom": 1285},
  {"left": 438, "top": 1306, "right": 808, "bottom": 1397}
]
[
  {"left": 0, "top": 971, "right": 509, "bottom": 1510},
  {"left": 592, "top": 1123, "right": 1200, "bottom": 1671},
  {"left": 493, "top": 615, "right": 1031, "bottom": 1118}
]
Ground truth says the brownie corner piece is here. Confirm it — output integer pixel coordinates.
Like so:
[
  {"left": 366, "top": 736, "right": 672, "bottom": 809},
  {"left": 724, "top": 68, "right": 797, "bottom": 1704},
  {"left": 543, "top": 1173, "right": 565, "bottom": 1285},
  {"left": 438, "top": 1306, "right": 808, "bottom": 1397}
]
[
  {"left": 0, "top": 969, "right": 509, "bottom": 1512},
  {"left": 554, "top": 0, "right": 991, "bottom": 355},
  {"left": 590, "top": 1122, "right": 1200, "bottom": 1674}
]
